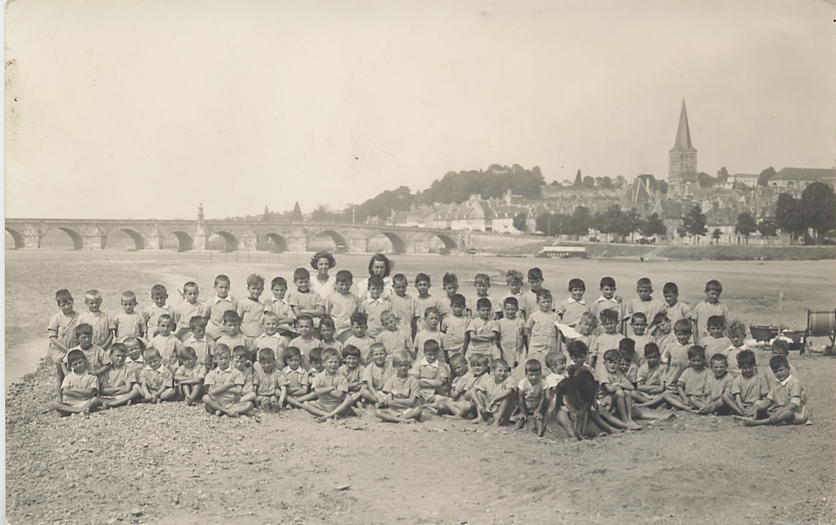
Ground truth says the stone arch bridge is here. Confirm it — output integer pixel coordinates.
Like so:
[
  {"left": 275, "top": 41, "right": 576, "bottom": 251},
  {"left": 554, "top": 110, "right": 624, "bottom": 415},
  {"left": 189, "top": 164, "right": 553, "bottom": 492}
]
[{"left": 4, "top": 218, "right": 465, "bottom": 254}]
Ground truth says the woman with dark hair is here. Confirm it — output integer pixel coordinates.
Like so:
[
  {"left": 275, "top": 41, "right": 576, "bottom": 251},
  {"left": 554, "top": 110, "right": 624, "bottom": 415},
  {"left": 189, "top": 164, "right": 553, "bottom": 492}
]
[
  {"left": 309, "top": 250, "right": 337, "bottom": 298},
  {"left": 355, "top": 253, "right": 394, "bottom": 299}
]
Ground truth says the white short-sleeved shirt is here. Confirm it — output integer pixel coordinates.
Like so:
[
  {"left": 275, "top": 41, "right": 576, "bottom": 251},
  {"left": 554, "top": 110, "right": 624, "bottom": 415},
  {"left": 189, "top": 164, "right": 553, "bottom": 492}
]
[{"left": 61, "top": 372, "right": 99, "bottom": 407}]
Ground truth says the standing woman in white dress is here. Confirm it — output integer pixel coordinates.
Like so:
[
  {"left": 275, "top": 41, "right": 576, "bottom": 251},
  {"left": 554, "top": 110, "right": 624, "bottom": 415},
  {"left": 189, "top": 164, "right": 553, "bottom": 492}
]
[
  {"left": 355, "top": 253, "right": 394, "bottom": 300},
  {"left": 309, "top": 250, "right": 337, "bottom": 299}
]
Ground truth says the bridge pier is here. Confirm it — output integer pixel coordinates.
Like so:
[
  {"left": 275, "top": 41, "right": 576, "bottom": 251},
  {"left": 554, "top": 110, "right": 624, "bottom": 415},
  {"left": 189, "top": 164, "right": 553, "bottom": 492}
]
[
  {"left": 345, "top": 232, "right": 368, "bottom": 254},
  {"left": 144, "top": 230, "right": 163, "bottom": 250},
  {"left": 21, "top": 225, "right": 42, "bottom": 248},
  {"left": 285, "top": 232, "right": 308, "bottom": 252},
  {"left": 82, "top": 227, "right": 104, "bottom": 250},
  {"left": 239, "top": 231, "right": 258, "bottom": 251},
  {"left": 408, "top": 240, "right": 430, "bottom": 254}
]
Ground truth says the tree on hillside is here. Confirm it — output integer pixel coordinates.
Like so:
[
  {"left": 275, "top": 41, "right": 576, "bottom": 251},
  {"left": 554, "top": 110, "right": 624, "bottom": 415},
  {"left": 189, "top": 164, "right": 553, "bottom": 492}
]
[
  {"left": 775, "top": 193, "right": 806, "bottom": 243},
  {"left": 290, "top": 202, "right": 304, "bottom": 222},
  {"left": 573, "top": 170, "right": 583, "bottom": 187},
  {"left": 421, "top": 166, "right": 545, "bottom": 204},
  {"left": 594, "top": 205, "right": 635, "bottom": 241},
  {"left": 565, "top": 206, "right": 591, "bottom": 237},
  {"left": 513, "top": 213, "right": 527, "bottom": 232},
  {"left": 582, "top": 176, "right": 596, "bottom": 188},
  {"left": 757, "top": 218, "right": 778, "bottom": 239},
  {"left": 639, "top": 213, "right": 667, "bottom": 238},
  {"left": 355, "top": 185, "right": 415, "bottom": 222},
  {"left": 800, "top": 182, "right": 836, "bottom": 242},
  {"left": 680, "top": 205, "right": 708, "bottom": 242},
  {"left": 735, "top": 211, "right": 758, "bottom": 244},
  {"left": 711, "top": 228, "right": 722, "bottom": 244},
  {"left": 758, "top": 166, "right": 776, "bottom": 187}
]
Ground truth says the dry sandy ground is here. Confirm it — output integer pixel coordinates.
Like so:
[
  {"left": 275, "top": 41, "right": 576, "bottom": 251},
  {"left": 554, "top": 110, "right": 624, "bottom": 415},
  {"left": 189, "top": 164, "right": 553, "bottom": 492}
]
[
  {"left": 6, "top": 348, "right": 835, "bottom": 525},
  {"left": 5, "top": 251, "right": 836, "bottom": 524}
]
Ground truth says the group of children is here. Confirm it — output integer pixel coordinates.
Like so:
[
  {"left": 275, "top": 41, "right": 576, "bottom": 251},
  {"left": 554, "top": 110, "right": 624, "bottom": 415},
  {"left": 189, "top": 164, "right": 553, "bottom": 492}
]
[{"left": 46, "top": 262, "right": 810, "bottom": 434}]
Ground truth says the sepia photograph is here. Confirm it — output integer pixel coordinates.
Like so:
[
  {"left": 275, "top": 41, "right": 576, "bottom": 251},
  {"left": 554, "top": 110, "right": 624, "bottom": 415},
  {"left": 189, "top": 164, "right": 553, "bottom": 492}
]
[{"left": 4, "top": 1, "right": 835, "bottom": 523}]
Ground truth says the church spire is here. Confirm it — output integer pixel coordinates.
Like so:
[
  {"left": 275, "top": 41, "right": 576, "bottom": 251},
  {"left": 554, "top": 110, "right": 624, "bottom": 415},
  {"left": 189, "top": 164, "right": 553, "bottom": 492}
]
[{"left": 671, "top": 99, "right": 695, "bottom": 151}]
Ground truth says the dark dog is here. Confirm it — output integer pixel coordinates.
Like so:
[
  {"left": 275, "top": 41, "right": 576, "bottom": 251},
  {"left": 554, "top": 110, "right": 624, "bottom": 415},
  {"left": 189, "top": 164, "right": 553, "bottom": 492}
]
[{"left": 555, "top": 365, "right": 610, "bottom": 439}]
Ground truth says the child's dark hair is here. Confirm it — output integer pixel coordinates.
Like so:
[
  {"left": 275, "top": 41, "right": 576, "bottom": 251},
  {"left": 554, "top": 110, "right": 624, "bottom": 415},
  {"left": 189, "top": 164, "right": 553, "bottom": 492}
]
[
  {"left": 673, "top": 319, "right": 692, "bottom": 334},
  {"left": 214, "top": 344, "right": 232, "bottom": 358},
  {"left": 350, "top": 312, "right": 367, "bottom": 326},
  {"left": 232, "top": 346, "right": 249, "bottom": 359},
  {"left": 603, "top": 348, "right": 620, "bottom": 362},
  {"left": 503, "top": 296, "right": 519, "bottom": 309},
  {"left": 474, "top": 273, "right": 490, "bottom": 285},
  {"left": 75, "top": 323, "right": 93, "bottom": 336},
  {"left": 123, "top": 336, "right": 146, "bottom": 350},
  {"left": 652, "top": 312, "right": 670, "bottom": 325},
  {"left": 568, "top": 278, "right": 585, "bottom": 291},
  {"left": 600, "top": 309, "right": 619, "bottom": 324},
  {"left": 736, "top": 349, "right": 756, "bottom": 367},
  {"left": 178, "top": 346, "right": 198, "bottom": 360},
  {"left": 296, "top": 314, "right": 314, "bottom": 327},
  {"left": 535, "top": 289, "right": 552, "bottom": 301},
  {"left": 506, "top": 270, "right": 523, "bottom": 285},
  {"left": 544, "top": 352, "right": 565, "bottom": 369},
  {"left": 258, "top": 347, "right": 276, "bottom": 361},
  {"left": 769, "top": 354, "right": 789, "bottom": 372},
  {"left": 319, "top": 315, "right": 336, "bottom": 330},
  {"left": 423, "top": 306, "right": 441, "bottom": 318},
  {"left": 492, "top": 358, "right": 510, "bottom": 370},
  {"left": 476, "top": 297, "right": 492, "bottom": 311},
  {"left": 335, "top": 270, "right": 353, "bottom": 284},
  {"left": 221, "top": 310, "right": 240, "bottom": 324},
  {"left": 662, "top": 282, "right": 679, "bottom": 295},
  {"left": 566, "top": 340, "right": 589, "bottom": 359},
  {"left": 451, "top": 294, "right": 466, "bottom": 307},
  {"left": 687, "top": 345, "right": 706, "bottom": 359},
  {"left": 246, "top": 274, "right": 265, "bottom": 289},
  {"left": 599, "top": 277, "right": 615, "bottom": 289},
  {"left": 158, "top": 313, "right": 175, "bottom": 328},
  {"left": 709, "top": 353, "right": 727, "bottom": 365},
  {"left": 285, "top": 346, "right": 302, "bottom": 360},
  {"left": 524, "top": 359, "right": 542, "bottom": 373},
  {"left": 66, "top": 349, "right": 86, "bottom": 363},
  {"left": 631, "top": 312, "right": 647, "bottom": 324},
  {"left": 341, "top": 345, "right": 361, "bottom": 359},
  {"left": 423, "top": 339, "right": 441, "bottom": 354},
  {"left": 122, "top": 290, "right": 137, "bottom": 302},
  {"left": 442, "top": 272, "right": 458, "bottom": 287},
  {"left": 392, "top": 273, "right": 408, "bottom": 285},
  {"left": 414, "top": 273, "right": 430, "bottom": 285},
  {"left": 189, "top": 315, "right": 207, "bottom": 329},
  {"left": 368, "top": 275, "right": 385, "bottom": 289},
  {"left": 213, "top": 275, "right": 230, "bottom": 286},
  {"left": 644, "top": 342, "right": 661, "bottom": 358},
  {"left": 183, "top": 281, "right": 199, "bottom": 292},
  {"left": 636, "top": 277, "right": 652, "bottom": 289},
  {"left": 771, "top": 339, "right": 789, "bottom": 355},
  {"left": 319, "top": 347, "right": 338, "bottom": 363},
  {"left": 293, "top": 268, "right": 310, "bottom": 281},
  {"left": 55, "top": 289, "right": 73, "bottom": 304},
  {"left": 109, "top": 342, "right": 127, "bottom": 354},
  {"left": 527, "top": 267, "right": 543, "bottom": 280},
  {"left": 143, "top": 348, "right": 162, "bottom": 361},
  {"left": 151, "top": 284, "right": 167, "bottom": 296},
  {"left": 270, "top": 276, "right": 288, "bottom": 289},
  {"left": 705, "top": 280, "right": 723, "bottom": 293},
  {"left": 618, "top": 338, "right": 635, "bottom": 357},
  {"left": 707, "top": 315, "right": 726, "bottom": 329}
]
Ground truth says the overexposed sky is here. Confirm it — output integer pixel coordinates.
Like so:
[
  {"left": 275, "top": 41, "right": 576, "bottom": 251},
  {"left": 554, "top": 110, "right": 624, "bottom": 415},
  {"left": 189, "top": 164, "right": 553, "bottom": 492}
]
[{"left": 5, "top": 0, "right": 835, "bottom": 219}]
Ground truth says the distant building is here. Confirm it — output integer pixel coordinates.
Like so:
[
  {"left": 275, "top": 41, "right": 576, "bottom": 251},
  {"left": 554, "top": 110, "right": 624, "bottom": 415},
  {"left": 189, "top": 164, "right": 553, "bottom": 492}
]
[
  {"left": 668, "top": 100, "right": 698, "bottom": 196},
  {"left": 727, "top": 173, "right": 759, "bottom": 188},
  {"left": 769, "top": 167, "right": 836, "bottom": 191}
]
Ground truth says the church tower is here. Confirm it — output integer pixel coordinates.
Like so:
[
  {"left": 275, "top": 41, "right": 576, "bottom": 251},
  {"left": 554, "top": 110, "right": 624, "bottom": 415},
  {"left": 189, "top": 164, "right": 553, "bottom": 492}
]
[{"left": 668, "top": 100, "right": 697, "bottom": 195}]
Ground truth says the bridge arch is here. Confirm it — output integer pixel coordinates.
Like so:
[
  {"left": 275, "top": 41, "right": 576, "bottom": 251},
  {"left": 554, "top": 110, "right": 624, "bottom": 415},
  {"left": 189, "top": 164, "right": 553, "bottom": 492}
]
[
  {"left": 5, "top": 227, "right": 24, "bottom": 249},
  {"left": 310, "top": 230, "right": 349, "bottom": 253},
  {"left": 263, "top": 233, "right": 288, "bottom": 252},
  {"left": 208, "top": 230, "right": 239, "bottom": 252},
  {"left": 170, "top": 231, "right": 194, "bottom": 251},
  {"left": 41, "top": 227, "right": 83, "bottom": 250},
  {"left": 368, "top": 232, "right": 407, "bottom": 255},
  {"left": 432, "top": 233, "right": 457, "bottom": 255},
  {"left": 105, "top": 228, "right": 145, "bottom": 250}
]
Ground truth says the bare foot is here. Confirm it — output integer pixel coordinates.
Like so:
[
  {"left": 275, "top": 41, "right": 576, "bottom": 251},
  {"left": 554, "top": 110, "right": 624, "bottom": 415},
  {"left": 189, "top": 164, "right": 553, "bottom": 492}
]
[{"left": 315, "top": 416, "right": 330, "bottom": 423}]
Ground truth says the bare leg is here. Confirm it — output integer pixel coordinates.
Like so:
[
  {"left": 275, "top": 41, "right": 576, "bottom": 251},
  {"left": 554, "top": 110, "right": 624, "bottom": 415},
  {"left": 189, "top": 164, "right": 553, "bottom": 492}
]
[
  {"left": 102, "top": 385, "right": 143, "bottom": 408},
  {"left": 589, "top": 410, "right": 617, "bottom": 434},
  {"left": 633, "top": 406, "right": 674, "bottom": 421},
  {"left": 316, "top": 396, "right": 355, "bottom": 422},
  {"left": 54, "top": 364, "right": 65, "bottom": 400},
  {"left": 661, "top": 392, "right": 697, "bottom": 412},
  {"left": 614, "top": 391, "right": 641, "bottom": 430},
  {"left": 186, "top": 385, "right": 202, "bottom": 405},
  {"left": 556, "top": 408, "right": 576, "bottom": 438},
  {"left": 158, "top": 388, "right": 177, "bottom": 402},
  {"left": 302, "top": 401, "right": 331, "bottom": 418},
  {"left": 598, "top": 406, "right": 628, "bottom": 429}
]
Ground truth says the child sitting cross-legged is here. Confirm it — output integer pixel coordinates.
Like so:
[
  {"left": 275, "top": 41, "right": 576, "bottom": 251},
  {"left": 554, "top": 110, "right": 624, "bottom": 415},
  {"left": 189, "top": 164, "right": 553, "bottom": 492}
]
[
  {"left": 339, "top": 345, "right": 365, "bottom": 402},
  {"left": 303, "top": 348, "right": 356, "bottom": 422},
  {"left": 432, "top": 353, "right": 479, "bottom": 418},
  {"left": 739, "top": 355, "right": 810, "bottom": 426},
  {"left": 375, "top": 351, "right": 424, "bottom": 423},
  {"left": 253, "top": 347, "right": 289, "bottom": 412},
  {"left": 473, "top": 358, "right": 517, "bottom": 425},
  {"left": 174, "top": 346, "right": 206, "bottom": 406},
  {"left": 356, "top": 343, "right": 394, "bottom": 406},
  {"left": 699, "top": 353, "right": 734, "bottom": 415},
  {"left": 48, "top": 349, "right": 100, "bottom": 416},
  {"left": 724, "top": 350, "right": 767, "bottom": 417},
  {"left": 409, "top": 340, "right": 451, "bottom": 403},
  {"left": 283, "top": 347, "right": 317, "bottom": 408},
  {"left": 203, "top": 344, "right": 253, "bottom": 417},
  {"left": 98, "top": 343, "right": 141, "bottom": 408},
  {"left": 596, "top": 349, "right": 642, "bottom": 430},
  {"left": 139, "top": 348, "right": 177, "bottom": 403},
  {"left": 673, "top": 345, "right": 711, "bottom": 412}
]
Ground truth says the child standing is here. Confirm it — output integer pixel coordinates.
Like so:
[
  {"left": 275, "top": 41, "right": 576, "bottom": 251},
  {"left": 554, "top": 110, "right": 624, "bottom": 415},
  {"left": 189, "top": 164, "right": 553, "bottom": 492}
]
[
  {"left": 203, "top": 345, "right": 251, "bottom": 416},
  {"left": 471, "top": 273, "right": 501, "bottom": 319},
  {"left": 139, "top": 348, "right": 176, "bottom": 403},
  {"left": 200, "top": 275, "right": 238, "bottom": 341},
  {"left": 441, "top": 294, "right": 468, "bottom": 359},
  {"left": 344, "top": 312, "right": 375, "bottom": 363},
  {"left": 174, "top": 346, "right": 206, "bottom": 405},
  {"left": 216, "top": 311, "right": 250, "bottom": 359},
  {"left": 253, "top": 348, "right": 289, "bottom": 412},
  {"left": 113, "top": 291, "right": 144, "bottom": 342},
  {"left": 182, "top": 316, "right": 215, "bottom": 371},
  {"left": 377, "top": 311, "right": 413, "bottom": 357},
  {"left": 174, "top": 281, "right": 203, "bottom": 339},
  {"left": 319, "top": 316, "right": 344, "bottom": 354},
  {"left": 702, "top": 316, "right": 732, "bottom": 357},
  {"left": 252, "top": 312, "right": 288, "bottom": 367},
  {"left": 48, "top": 349, "right": 99, "bottom": 415},
  {"left": 303, "top": 348, "right": 355, "bottom": 421},
  {"left": 98, "top": 343, "right": 142, "bottom": 408},
  {"left": 414, "top": 273, "right": 439, "bottom": 333},
  {"left": 520, "top": 267, "right": 545, "bottom": 320},
  {"left": 502, "top": 270, "right": 525, "bottom": 319},
  {"left": 592, "top": 277, "right": 622, "bottom": 333},
  {"left": 361, "top": 275, "right": 392, "bottom": 339},
  {"left": 464, "top": 298, "right": 499, "bottom": 361},
  {"left": 265, "top": 277, "right": 297, "bottom": 338},
  {"left": 661, "top": 319, "right": 694, "bottom": 387},
  {"left": 438, "top": 272, "right": 460, "bottom": 320},
  {"left": 525, "top": 289, "right": 558, "bottom": 367},
  {"left": 376, "top": 352, "right": 424, "bottom": 423},
  {"left": 556, "top": 278, "right": 591, "bottom": 327},
  {"left": 148, "top": 314, "right": 183, "bottom": 371},
  {"left": 628, "top": 313, "right": 651, "bottom": 364},
  {"left": 414, "top": 306, "right": 444, "bottom": 362},
  {"left": 725, "top": 320, "right": 748, "bottom": 374},
  {"left": 47, "top": 289, "right": 79, "bottom": 397},
  {"left": 596, "top": 309, "right": 622, "bottom": 370},
  {"left": 515, "top": 359, "right": 547, "bottom": 436},
  {"left": 326, "top": 270, "right": 360, "bottom": 342},
  {"left": 661, "top": 282, "right": 692, "bottom": 326},
  {"left": 496, "top": 297, "right": 526, "bottom": 368},
  {"left": 78, "top": 289, "right": 115, "bottom": 350},
  {"left": 287, "top": 268, "right": 326, "bottom": 327},
  {"left": 625, "top": 278, "right": 665, "bottom": 338},
  {"left": 143, "top": 285, "right": 179, "bottom": 339},
  {"left": 389, "top": 273, "right": 418, "bottom": 338},
  {"left": 238, "top": 274, "right": 267, "bottom": 342},
  {"left": 693, "top": 280, "right": 730, "bottom": 344}
]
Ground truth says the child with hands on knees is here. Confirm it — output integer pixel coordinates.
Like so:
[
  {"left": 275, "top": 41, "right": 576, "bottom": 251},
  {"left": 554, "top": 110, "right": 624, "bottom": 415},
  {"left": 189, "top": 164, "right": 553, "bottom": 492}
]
[
  {"left": 174, "top": 346, "right": 206, "bottom": 406},
  {"left": 99, "top": 343, "right": 142, "bottom": 408},
  {"left": 303, "top": 348, "right": 355, "bottom": 422},
  {"left": 203, "top": 345, "right": 253, "bottom": 417},
  {"left": 139, "top": 348, "right": 177, "bottom": 404},
  {"left": 253, "top": 348, "right": 289, "bottom": 412},
  {"left": 375, "top": 352, "right": 424, "bottom": 423}
]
